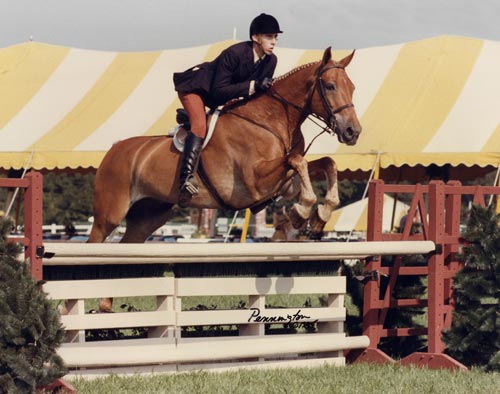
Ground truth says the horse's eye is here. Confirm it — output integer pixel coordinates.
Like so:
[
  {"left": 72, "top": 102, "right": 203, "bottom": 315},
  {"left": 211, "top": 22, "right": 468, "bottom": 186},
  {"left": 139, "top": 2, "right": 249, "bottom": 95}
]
[{"left": 325, "top": 83, "right": 336, "bottom": 91}]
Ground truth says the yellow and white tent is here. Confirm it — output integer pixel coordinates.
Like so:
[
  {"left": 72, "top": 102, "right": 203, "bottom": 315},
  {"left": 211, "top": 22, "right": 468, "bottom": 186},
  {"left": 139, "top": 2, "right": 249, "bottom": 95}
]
[
  {"left": 1, "top": 35, "right": 500, "bottom": 173},
  {"left": 324, "top": 194, "right": 409, "bottom": 233}
]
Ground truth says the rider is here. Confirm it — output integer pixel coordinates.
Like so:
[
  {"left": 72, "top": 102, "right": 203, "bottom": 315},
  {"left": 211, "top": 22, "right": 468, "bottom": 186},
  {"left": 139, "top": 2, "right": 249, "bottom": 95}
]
[{"left": 173, "top": 13, "right": 283, "bottom": 204}]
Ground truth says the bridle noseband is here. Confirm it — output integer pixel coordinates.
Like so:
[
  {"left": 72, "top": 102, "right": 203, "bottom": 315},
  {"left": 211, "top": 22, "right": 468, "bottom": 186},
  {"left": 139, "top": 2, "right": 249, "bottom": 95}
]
[{"left": 315, "top": 64, "right": 355, "bottom": 134}]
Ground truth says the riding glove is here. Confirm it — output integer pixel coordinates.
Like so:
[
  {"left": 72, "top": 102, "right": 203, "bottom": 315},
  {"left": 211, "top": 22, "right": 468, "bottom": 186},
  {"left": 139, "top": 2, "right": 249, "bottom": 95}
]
[{"left": 256, "top": 77, "right": 273, "bottom": 92}]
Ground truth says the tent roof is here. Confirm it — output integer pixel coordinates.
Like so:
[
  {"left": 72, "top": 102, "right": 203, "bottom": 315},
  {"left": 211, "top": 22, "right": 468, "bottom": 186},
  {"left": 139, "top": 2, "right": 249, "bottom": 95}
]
[{"left": 1, "top": 36, "right": 500, "bottom": 172}]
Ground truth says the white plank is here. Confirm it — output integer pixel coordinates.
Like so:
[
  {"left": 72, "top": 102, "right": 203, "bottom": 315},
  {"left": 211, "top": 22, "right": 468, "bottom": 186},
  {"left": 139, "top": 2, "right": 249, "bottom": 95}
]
[
  {"left": 60, "top": 310, "right": 175, "bottom": 330},
  {"left": 176, "top": 276, "right": 346, "bottom": 296},
  {"left": 43, "top": 277, "right": 174, "bottom": 299}
]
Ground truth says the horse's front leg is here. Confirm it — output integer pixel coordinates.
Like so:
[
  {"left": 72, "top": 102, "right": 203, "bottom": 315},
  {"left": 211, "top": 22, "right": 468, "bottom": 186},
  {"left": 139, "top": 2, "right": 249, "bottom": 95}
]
[
  {"left": 307, "top": 156, "right": 340, "bottom": 236},
  {"left": 286, "top": 154, "right": 317, "bottom": 229}
]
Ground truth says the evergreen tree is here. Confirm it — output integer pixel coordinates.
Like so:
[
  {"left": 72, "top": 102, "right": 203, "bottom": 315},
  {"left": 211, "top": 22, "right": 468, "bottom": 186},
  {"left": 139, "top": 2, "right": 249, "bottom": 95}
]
[
  {"left": 443, "top": 205, "right": 500, "bottom": 371},
  {"left": 0, "top": 218, "right": 67, "bottom": 393}
]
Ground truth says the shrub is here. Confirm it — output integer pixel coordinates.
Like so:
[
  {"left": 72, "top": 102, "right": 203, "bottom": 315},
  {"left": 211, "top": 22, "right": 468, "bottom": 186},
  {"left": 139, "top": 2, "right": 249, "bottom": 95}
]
[{"left": 0, "top": 218, "right": 67, "bottom": 393}]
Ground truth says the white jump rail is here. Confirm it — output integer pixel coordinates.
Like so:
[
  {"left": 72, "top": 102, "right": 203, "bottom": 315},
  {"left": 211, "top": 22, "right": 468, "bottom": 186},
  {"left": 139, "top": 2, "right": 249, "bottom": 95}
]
[
  {"left": 58, "top": 334, "right": 369, "bottom": 368},
  {"left": 43, "top": 240, "right": 436, "bottom": 265}
]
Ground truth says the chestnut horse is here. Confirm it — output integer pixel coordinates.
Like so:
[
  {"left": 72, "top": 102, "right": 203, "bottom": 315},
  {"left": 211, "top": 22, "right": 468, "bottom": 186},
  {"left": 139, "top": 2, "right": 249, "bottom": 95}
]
[
  {"left": 88, "top": 47, "right": 361, "bottom": 311},
  {"left": 89, "top": 47, "right": 361, "bottom": 250}
]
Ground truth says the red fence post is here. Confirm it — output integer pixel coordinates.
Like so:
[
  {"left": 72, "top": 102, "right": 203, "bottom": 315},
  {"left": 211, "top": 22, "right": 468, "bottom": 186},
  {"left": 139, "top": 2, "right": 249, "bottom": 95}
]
[
  {"left": 426, "top": 181, "right": 446, "bottom": 354},
  {"left": 444, "top": 181, "right": 462, "bottom": 329},
  {"left": 23, "top": 172, "right": 44, "bottom": 281},
  {"left": 352, "top": 179, "right": 396, "bottom": 364}
]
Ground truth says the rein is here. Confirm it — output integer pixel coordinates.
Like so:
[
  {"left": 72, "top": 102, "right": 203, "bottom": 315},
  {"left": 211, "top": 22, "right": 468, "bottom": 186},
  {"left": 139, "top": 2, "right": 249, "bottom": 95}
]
[{"left": 270, "top": 63, "right": 354, "bottom": 146}]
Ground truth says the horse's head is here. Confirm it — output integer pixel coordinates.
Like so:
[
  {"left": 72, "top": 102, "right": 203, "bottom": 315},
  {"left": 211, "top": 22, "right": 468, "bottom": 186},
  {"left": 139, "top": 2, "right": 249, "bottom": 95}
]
[{"left": 309, "top": 47, "right": 362, "bottom": 145}]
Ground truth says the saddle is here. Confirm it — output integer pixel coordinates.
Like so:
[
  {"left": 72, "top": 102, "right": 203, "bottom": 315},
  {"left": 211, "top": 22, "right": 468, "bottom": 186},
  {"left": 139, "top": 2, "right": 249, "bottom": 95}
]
[{"left": 167, "top": 108, "right": 221, "bottom": 153}]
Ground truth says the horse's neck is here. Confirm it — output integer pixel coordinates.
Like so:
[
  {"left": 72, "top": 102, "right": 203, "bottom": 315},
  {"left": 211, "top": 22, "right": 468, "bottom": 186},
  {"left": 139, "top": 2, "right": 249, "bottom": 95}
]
[{"left": 272, "top": 66, "right": 316, "bottom": 124}]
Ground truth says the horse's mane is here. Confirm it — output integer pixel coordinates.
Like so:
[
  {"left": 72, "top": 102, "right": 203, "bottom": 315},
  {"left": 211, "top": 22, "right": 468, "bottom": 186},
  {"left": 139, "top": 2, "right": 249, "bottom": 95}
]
[
  {"left": 273, "top": 61, "right": 318, "bottom": 82},
  {"left": 220, "top": 61, "right": 319, "bottom": 113}
]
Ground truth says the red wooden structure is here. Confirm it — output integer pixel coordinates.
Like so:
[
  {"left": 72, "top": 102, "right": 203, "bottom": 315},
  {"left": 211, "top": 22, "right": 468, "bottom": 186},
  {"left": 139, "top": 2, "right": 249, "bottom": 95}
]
[
  {"left": 354, "top": 179, "right": 500, "bottom": 371},
  {"left": 1, "top": 172, "right": 44, "bottom": 280}
]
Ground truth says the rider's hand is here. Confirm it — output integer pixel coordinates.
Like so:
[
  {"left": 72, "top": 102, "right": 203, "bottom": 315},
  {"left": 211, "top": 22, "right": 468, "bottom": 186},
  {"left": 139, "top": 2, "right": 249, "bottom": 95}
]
[{"left": 255, "top": 77, "right": 273, "bottom": 92}]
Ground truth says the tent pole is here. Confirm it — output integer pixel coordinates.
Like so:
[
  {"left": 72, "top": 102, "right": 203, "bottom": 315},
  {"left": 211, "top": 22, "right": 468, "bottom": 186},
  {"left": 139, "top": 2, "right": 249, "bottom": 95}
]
[
  {"left": 5, "top": 151, "right": 34, "bottom": 218},
  {"left": 346, "top": 151, "right": 381, "bottom": 241},
  {"left": 240, "top": 209, "right": 252, "bottom": 243},
  {"left": 224, "top": 210, "right": 239, "bottom": 243}
]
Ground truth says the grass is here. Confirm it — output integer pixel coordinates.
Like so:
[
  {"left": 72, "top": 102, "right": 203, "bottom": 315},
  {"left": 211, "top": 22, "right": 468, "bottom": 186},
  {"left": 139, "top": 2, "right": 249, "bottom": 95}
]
[{"left": 68, "top": 363, "right": 499, "bottom": 394}]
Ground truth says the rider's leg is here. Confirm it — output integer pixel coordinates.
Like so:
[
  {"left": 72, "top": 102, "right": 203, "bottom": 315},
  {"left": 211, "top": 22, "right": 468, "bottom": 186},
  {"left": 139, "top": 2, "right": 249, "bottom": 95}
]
[{"left": 178, "top": 93, "right": 207, "bottom": 203}]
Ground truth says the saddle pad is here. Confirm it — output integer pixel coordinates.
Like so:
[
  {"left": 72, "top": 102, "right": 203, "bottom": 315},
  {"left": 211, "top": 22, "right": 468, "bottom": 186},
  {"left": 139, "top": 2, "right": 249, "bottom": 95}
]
[{"left": 167, "top": 108, "right": 221, "bottom": 153}]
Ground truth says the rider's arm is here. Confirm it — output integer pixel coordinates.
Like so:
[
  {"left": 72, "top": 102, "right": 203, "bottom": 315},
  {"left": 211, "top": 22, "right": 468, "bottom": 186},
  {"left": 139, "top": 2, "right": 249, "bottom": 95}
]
[
  {"left": 211, "top": 50, "right": 251, "bottom": 105},
  {"left": 211, "top": 49, "right": 277, "bottom": 105}
]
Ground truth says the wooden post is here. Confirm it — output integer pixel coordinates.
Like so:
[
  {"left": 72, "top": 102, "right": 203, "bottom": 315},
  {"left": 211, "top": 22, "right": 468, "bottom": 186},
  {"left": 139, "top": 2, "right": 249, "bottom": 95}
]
[
  {"left": 24, "top": 172, "right": 44, "bottom": 281},
  {"left": 427, "top": 181, "right": 446, "bottom": 354}
]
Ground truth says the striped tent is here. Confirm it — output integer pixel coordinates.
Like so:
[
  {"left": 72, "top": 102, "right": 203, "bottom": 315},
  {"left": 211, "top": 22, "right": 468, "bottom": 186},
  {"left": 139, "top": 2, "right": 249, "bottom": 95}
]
[
  {"left": 324, "top": 194, "right": 409, "bottom": 233},
  {"left": 1, "top": 35, "right": 500, "bottom": 174}
]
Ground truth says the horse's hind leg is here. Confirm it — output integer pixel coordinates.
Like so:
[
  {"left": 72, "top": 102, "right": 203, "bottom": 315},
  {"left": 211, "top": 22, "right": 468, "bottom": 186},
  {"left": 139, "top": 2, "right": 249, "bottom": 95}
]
[
  {"left": 308, "top": 157, "right": 340, "bottom": 236},
  {"left": 98, "top": 199, "right": 174, "bottom": 313},
  {"left": 88, "top": 177, "right": 131, "bottom": 243}
]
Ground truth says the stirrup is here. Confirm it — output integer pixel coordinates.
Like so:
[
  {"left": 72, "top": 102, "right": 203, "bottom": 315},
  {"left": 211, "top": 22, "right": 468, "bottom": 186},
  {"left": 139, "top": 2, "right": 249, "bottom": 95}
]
[
  {"left": 181, "top": 178, "right": 199, "bottom": 196},
  {"left": 178, "top": 177, "right": 199, "bottom": 206}
]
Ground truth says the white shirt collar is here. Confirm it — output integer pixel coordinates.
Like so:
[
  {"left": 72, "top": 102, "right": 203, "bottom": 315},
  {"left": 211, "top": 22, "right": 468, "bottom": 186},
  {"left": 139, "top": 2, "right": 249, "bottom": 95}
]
[{"left": 253, "top": 49, "right": 266, "bottom": 64}]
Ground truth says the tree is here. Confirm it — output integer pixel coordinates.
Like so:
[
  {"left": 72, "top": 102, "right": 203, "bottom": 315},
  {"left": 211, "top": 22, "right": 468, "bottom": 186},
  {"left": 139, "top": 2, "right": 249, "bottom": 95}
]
[
  {"left": 43, "top": 172, "right": 95, "bottom": 225},
  {"left": 0, "top": 218, "right": 67, "bottom": 393},
  {"left": 443, "top": 205, "right": 500, "bottom": 371}
]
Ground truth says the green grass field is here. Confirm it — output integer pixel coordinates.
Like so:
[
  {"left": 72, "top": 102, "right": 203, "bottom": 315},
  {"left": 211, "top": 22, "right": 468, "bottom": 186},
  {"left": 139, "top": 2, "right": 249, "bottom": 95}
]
[{"left": 69, "top": 363, "right": 499, "bottom": 394}]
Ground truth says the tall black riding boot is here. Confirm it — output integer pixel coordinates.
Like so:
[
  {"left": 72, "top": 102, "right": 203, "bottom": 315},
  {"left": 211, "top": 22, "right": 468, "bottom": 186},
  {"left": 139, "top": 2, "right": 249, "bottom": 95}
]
[{"left": 179, "top": 131, "right": 204, "bottom": 205}]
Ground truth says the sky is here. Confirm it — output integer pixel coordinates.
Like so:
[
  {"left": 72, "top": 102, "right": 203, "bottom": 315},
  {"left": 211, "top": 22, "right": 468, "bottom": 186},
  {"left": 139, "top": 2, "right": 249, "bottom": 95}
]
[{"left": 1, "top": 0, "right": 500, "bottom": 51}]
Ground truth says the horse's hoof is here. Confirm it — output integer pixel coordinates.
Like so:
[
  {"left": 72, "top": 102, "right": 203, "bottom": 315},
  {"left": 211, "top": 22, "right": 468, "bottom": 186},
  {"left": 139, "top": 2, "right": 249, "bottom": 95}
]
[
  {"left": 289, "top": 205, "right": 308, "bottom": 229},
  {"left": 98, "top": 298, "right": 113, "bottom": 313},
  {"left": 309, "top": 230, "right": 324, "bottom": 241},
  {"left": 309, "top": 206, "right": 328, "bottom": 235}
]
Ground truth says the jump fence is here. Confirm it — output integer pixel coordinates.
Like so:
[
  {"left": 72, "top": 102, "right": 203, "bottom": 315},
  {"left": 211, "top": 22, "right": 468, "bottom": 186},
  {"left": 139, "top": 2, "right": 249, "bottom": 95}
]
[
  {"left": 38, "top": 240, "right": 437, "bottom": 376},
  {"left": 4, "top": 173, "right": 491, "bottom": 374}
]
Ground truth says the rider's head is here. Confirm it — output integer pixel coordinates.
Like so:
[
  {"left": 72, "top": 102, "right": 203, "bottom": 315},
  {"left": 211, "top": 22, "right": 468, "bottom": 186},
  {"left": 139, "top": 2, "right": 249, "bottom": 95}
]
[{"left": 250, "top": 13, "right": 282, "bottom": 56}]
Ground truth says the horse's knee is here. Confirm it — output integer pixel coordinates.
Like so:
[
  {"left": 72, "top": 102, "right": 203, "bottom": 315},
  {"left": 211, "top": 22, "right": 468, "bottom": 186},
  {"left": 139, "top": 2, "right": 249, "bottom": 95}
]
[{"left": 326, "top": 185, "right": 340, "bottom": 209}]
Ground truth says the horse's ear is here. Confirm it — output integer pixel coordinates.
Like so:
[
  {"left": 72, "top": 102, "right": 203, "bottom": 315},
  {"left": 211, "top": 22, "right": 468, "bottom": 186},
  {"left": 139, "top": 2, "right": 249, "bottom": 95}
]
[
  {"left": 339, "top": 50, "right": 356, "bottom": 68},
  {"left": 321, "top": 47, "right": 332, "bottom": 65}
]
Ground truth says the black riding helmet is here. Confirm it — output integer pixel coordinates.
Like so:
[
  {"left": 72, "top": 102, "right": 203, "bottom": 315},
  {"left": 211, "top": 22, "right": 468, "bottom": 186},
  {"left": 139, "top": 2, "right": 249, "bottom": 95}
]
[{"left": 249, "top": 13, "right": 283, "bottom": 38}]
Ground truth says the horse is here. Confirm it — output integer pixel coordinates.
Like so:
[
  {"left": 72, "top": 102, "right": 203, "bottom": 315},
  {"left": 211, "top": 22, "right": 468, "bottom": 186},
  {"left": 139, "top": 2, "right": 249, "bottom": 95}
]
[{"left": 88, "top": 47, "right": 361, "bottom": 311}]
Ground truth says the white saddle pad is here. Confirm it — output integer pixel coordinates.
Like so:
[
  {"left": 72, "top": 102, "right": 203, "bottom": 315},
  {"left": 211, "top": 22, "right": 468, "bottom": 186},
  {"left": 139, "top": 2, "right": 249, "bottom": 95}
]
[{"left": 167, "top": 108, "right": 221, "bottom": 152}]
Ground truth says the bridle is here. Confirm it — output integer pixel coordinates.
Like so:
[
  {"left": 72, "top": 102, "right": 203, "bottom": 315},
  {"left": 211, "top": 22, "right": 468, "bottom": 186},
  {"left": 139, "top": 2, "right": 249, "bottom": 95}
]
[
  {"left": 313, "top": 64, "right": 355, "bottom": 134},
  {"left": 222, "top": 61, "right": 355, "bottom": 155},
  {"left": 268, "top": 61, "right": 354, "bottom": 141}
]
